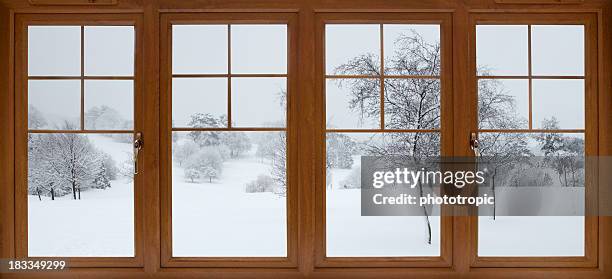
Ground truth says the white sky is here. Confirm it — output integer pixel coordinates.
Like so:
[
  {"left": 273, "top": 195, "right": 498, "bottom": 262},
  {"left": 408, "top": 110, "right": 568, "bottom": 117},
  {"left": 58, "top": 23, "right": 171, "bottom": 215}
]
[{"left": 27, "top": 24, "right": 584, "bottom": 131}]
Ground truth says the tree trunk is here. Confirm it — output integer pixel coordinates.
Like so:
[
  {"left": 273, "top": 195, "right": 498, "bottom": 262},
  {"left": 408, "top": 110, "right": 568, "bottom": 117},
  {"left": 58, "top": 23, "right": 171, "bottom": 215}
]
[
  {"left": 72, "top": 182, "right": 77, "bottom": 200},
  {"left": 37, "top": 187, "right": 41, "bottom": 201},
  {"left": 51, "top": 188, "right": 55, "bottom": 201},
  {"left": 419, "top": 181, "right": 432, "bottom": 245},
  {"left": 78, "top": 186, "right": 81, "bottom": 200}
]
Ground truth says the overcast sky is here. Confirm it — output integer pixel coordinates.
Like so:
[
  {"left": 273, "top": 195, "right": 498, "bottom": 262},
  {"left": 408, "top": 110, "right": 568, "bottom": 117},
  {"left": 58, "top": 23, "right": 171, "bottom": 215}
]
[{"left": 27, "top": 24, "right": 584, "bottom": 131}]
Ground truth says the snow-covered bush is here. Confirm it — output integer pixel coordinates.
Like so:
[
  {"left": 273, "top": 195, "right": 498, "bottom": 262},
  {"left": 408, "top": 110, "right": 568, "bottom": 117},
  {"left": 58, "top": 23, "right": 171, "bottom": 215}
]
[{"left": 245, "top": 175, "right": 276, "bottom": 193}]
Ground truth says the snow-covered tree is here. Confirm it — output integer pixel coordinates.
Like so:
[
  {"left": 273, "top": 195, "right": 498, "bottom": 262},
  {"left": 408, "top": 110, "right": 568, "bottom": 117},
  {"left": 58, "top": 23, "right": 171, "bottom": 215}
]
[
  {"left": 184, "top": 167, "right": 201, "bottom": 183},
  {"left": 331, "top": 29, "right": 531, "bottom": 240},
  {"left": 326, "top": 133, "right": 355, "bottom": 169},
  {"left": 332, "top": 31, "right": 442, "bottom": 157},
  {"left": 119, "top": 153, "right": 135, "bottom": 181},
  {"left": 91, "top": 161, "right": 112, "bottom": 189},
  {"left": 255, "top": 132, "right": 287, "bottom": 196},
  {"left": 173, "top": 141, "right": 199, "bottom": 166},
  {"left": 85, "top": 105, "right": 124, "bottom": 130},
  {"left": 183, "top": 147, "right": 224, "bottom": 183},
  {"left": 28, "top": 105, "right": 47, "bottom": 129},
  {"left": 220, "top": 132, "right": 251, "bottom": 158},
  {"left": 28, "top": 122, "right": 112, "bottom": 199},
  {"left": 188, "top": 113, "right": 222, "bottom": 147},
  {"left": 99, "top": 153, "right": 118, "bottom": 180},
  {"left": 535, "top": 117, "right": 585, "bottom": 187}
]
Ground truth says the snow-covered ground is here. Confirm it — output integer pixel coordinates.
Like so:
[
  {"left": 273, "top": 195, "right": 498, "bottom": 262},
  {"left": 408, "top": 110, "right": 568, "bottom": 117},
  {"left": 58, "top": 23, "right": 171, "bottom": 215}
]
[
  {"left": 28, "top": 135, "right": 134, "bottom": 257},
  {"left": 28, "top": 135, "right": 584, "bottom": 257},
  {"left": 171, "top": 145, "right": 287, "bottom": 257}
]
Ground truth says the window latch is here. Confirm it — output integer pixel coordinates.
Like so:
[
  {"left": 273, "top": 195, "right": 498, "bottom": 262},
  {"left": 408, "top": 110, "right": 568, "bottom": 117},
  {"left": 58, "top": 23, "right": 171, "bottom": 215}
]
[
  {"left": 133, "top": 132, "right": 143, "bottom": 175},
  {"left": 470, "top": 132, "right": 479, "bottom": 156}
]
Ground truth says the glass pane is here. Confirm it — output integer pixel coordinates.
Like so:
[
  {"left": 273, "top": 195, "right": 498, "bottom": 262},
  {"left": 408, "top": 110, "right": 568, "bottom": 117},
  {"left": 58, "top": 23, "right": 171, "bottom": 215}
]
[
  {"left": 532, "top": 79, "right": 584, "bottom": 129},
  {"left": 172, "top": 131, "right": 287, "bottom": 256},
  {"left": 172, "top": 25, "right": 228, "bottom": 74},
  {"left": 384, "top": 78, "right": 441, "bottom": 130},
  {"left": 28, "top": 133, "right": 135, "bottom": 256},
  {"left": 84, "top": 80, "right": 134, "bottom": 130},
  {"left": 28, "top": 26, "right": 81, "bottom": 76},
  {"left": 326, "top": 79, "right": 379, "bottom": 129},
  {"left": 476, "top": 25, "right": 528, "bottom": 76},
  {"left": 478, "top": 133, "right": 585, "bottom": 256},
  {"left": 28, "top": 80, "right": 81, "bottom": 130},
  {"left": 231, "top": 25, "right": 287, "bottom": 74},
  {"left": 231, "top": 77, "right": 286, "bottom": 128},
  {"left": 84, "top": 26, "right": 134, "bottom": 76},
  {"left": 383, "top": 24, "right": 440, "bottom": 76},
  {"left": 478, "top": 79, "right": 529, "bottom": 130},
  {"left": 172, "top": 78, "right": 228, "bottom": 128},
  {"left": 326, "top": 133, "right": 440, "bottom": 256},
  {"left": 479, "top": 216, "right": 584, "bottom": 256},
  {"left": 326, "top": 24, "right": 380, "bottom": 76},
  {"left": 531, "top": 25, "right": 584, "bottom": 76}
]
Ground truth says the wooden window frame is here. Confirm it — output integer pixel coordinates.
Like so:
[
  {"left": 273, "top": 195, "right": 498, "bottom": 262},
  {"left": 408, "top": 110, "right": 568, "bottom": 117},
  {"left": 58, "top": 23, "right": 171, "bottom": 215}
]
[
  {"left": 467, "top": 12, "right": 599, "bottom": 268},
  {"left": 13, "top": 13, "right": 145, "bottom": 268},
  {"left": 314, "top": 12, "right": 454, "bottom": 268},
  {"left": 159, "top": 12, "right": 299, "bottom": 268},
  {"left": 0, "top": 1, "right": 610, "bottom": 278}
]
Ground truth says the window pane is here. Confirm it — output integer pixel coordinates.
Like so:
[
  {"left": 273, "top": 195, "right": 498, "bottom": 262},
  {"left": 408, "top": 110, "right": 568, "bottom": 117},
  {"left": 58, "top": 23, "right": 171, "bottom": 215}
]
[
  {"left": 28, "top": 133, "right": 135, "bottom": 256},
  {"left": 479, "top": 216, "right": 584, "bottom": 256},
  {"left": 478, "top": 133, "right": 585, "bottom": 256},
  {"left": 478, "top": 79, "right": 529, "bottom": 130},
  {"left": 476, "top": 25, "right": 528, "bottom": 76},
  {"left": 383, "top": 24, "right": 440, "bottom": 76},
  {"left": 532, "top": 79, "right": 584, "bottom": 129},
  {"left": 384, "top": 78, "right": 441, "bottom": 130},
  {"left": 231, "top": 77, "right": 286, "bottom": 128},
  {"left": 326, "top": 79, "right": 380, "bottom": 129},
  {"left": 531, "top": 25, "right": 584, "bottom": 76},
  {"left": 326, "top": 25, "right": 380, "bottom": 76},
  {"left": 231, "top": 25, "right": 287, "bottom": 74},
  {"left": 28, "top": 26, "right": 81, "bottom": 76},
  {"left": 172, "top": 131, "right": 287, "bottom": 256},
  {"left": 84, "top": 26, "right": 134, "bottom": 76},
  {"left": 84, "top": 80, "right": 134, "bottom": 130},
  {"left": 326, "top": 133, "right": 440, "bottom": 256},
  {"left": 172, "top": 78, "right": 228, "bottom": 128},
  {"left": 28, "top": 80, "right": 81, "bottom": 130},
  {"left": 172, "top": 25, "right": 228, "bottom": 74}
]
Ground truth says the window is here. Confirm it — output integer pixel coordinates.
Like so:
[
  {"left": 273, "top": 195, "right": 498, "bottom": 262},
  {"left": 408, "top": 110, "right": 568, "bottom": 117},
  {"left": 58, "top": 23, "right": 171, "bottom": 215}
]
[
  {"left": 472, "top": 14, "right": 597, "bottom": 267},
  {"left": 163, "top": 15, "right": 295, "bottom": 264},
  {"left": 320, "top": 14, "right": 452, "bottom": 264},
  {"left": 22, "top": 23, "right": 137, "bottom": 258}
]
